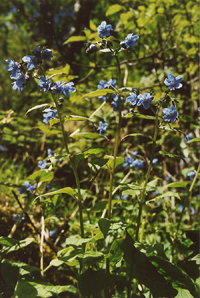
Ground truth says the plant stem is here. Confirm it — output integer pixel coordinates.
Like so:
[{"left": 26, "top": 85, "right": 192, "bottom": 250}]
[
  {"left": 135, "top": 111, "right": 159, "bottom": 241},
  {"left": 40, "top": 212, "right": 45, "bottom": 276},
  {"left": 52, "top": 94, "right": 84, "bottom": 238},
  {"left": 107, "top": 54, "right": 122, "bottom": 219},
  {"left": 170, "top": 163, "right": 200, "bottom": 262}
]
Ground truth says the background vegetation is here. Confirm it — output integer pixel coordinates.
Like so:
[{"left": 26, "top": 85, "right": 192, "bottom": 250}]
[{"left": 0, "top": 0, "right": 199, "bottom": 297}]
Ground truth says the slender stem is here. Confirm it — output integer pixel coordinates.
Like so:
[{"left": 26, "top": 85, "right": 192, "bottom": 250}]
[
  {"left": 170, "top": 163, "right": 200, "bottom": 262},
  {"left": 135, "top": 111, "right": 159, "bottom": 241},
  {"left": 107, "top": 54, "right": 122, "bottom": 219},
  {"left": 51, "top": 93, "right": 84, "bottom": 238},
  {"left": 40, "top": 213, "right": 45, "bottom": 276}
]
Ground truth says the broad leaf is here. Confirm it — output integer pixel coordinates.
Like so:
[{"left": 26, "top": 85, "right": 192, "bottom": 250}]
[
  {"left": 63, "top": 35, "right": 87, "bottom": 45},
  {"left": 82, "top": 89, "right": 116, "bottom": 98},
  {"left": 0, "top": 238, "right": 36, "bottom": 255},
  {"left": 106, "top": 4, "right": 123, "bottom": 16},
  {"left": 26, "top": 104, "right": 50, "bottom": 115},
  {"left": 27, "top": 170, "right": 54, "bottom": 183},
  {"left": 36, "top": 187, "right": 76, "bottom": 199},
  {"left": 14, "top": 279, "right": 77, "bottom": 298}
]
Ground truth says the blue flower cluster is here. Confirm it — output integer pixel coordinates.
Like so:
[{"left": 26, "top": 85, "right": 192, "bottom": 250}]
[
  {"left": 122, "top": 157, "right": 144, "bottom": 169},
  {"left": 164, "top": 72, "right": 183, "bottom": 90},
  {"left": 97, "top": 121, "right": 107, "bottom": 135},
  {"left": 163, "top": 105, "right": 178, "bottom": 123},
  {"left": 120, "top": 34, "right": 139, "bottom": 49},
  {"left": 126, "top": 92, "right": 153, "bottom": 110},
  {"left": 43, "top": 108, "right": 58, "bottom": 125},
  {"left": 18, "top": 181, "right": 37, "bottom": 195},
  {"left": 97, "top": 79, "right": 124, "bottom": 112},
  {"left": 187, "top": 171, "right": 196, "bottom": 179},
  {"left": 0, "top": 145, "right": 8, "bottom": 151},
  {"left": 6, "top": 46, "right": 53, "bottom": 92},
  {"left": 97, "top": 21, "right": 113, "bottom": 38},
  {"left": 38, "top": 160, "right": 47, "bottom": 169}
]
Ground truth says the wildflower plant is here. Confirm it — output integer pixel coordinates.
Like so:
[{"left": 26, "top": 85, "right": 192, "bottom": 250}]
[{"left": 2, "top": 12, "right": 199, "bottom": 298}]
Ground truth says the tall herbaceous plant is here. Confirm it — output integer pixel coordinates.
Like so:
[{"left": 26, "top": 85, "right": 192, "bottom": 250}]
[{"left": 1, "top": 12, "right": 199, "bottom": 298}]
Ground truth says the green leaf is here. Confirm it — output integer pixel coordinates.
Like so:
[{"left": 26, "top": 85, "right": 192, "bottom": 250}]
[
  {"left": 104, "top": 155, "right": 125, "bottom": 169},
  {"left": 91, "top": 200, "right": 108, "bottom": 212},
  {"left": 89, "top": 20, "right": 97, "bottom": 31},
  {"left": 125, "top": 113, "right": 156, "bottom": 120},
  {"left": 186, "top": 137, "right": 200, "bottom": 143},
  {"left": 14, "top": 279, "right": 77, "bottom": 298},
  {"left": 158, "top": 150, "right": 184, "bottom": 160},
  {"left": 49, "top": 259, "right": 64, "bottom": 267},
  {"left": 175, "top": 289, "right": 194, "bottom": 298},
  {"left": 26, "top": 104, "right": 50, "bottom": 115},
  {"left": 0, "top": 238, "right": 36, "bottom": 255},
  {"left": 148, "top": 255, "right": 198, "bottom": 297},
  {"left": 98, "top": 218, "right": 111, "bottom": 238},
  {"left": 0, "top": 237, "right": 19, "bottom": 247},
  {"left": 164, "top": 181, "right": 189, "bottom": 188},
  {"left": 27, "top": 170, "right": 54, "bottom": 183},
  {"left": 73, "top": 132, "right": 101, "bottom": 139},
  {"left": 83, "top": 146, "right": 106, "bottom": 158},
  {"left": 36, "top": 187, "right": 76, "bottom": 200},
  {"left": 119, "top": 232, "right": 178, "bottom": 297},
  {"left": 64, "top": 115, "right": 90, "bottom": 122},
  {"left": 78, "top": 268, "right": 124, "bottom": 296},
  {"left": 63, "top": 35, "right": 87, "bottom": 45},
  {"left": 149, "top": 191, "right": 181, "bottom": 201},
  {"left": 65, "top": 236, "right": 94, "bottom": 247},
  {"left": 82, "top": 89, "right": 116, "bottom": 98},
  {"left": 89, "top": 158, "right": 109, "bottom": 167},
  {"left": 122, "top": 133, "right": 152, "bottom": 141},
  {"left": 106, "top": 4, "right": 123, "bottom": 16},
  {"left": 49, "top": 118, "right": 59, "bottom": 128},
  {"left": 159, "top": 126, "right": 186, "bottom": 135}
]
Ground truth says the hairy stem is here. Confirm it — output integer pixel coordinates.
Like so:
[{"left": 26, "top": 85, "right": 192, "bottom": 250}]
[
  {"left": 135, "top": 111, "right": 159, "bottom": 241},
  {"left": 52, "top": 94, "right": 84, "bottom": 238}
]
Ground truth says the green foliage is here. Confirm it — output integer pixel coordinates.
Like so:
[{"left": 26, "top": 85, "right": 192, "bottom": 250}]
[{"left": 0, "top": 0, "right": 199, "bottom": 297}]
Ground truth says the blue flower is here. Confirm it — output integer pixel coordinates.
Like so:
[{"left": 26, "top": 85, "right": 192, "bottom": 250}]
[
  {"left": 164, "top": 72, "right": 183, "bottom": 90},
  {"left": 133, "top": 159, "right": 144, "bottom": 169},
  {"left": 184, "top": 133, "right": 193, "bottom": 143},
  {"left": 152, "top": 158, "right": 158, "bottom": 166},
  {"left": 97, "top": 21, "right": 113, "bottom": 38},
  {"left": 98, "top": 79, "right": 117, "bottom": 100},
  {"left": 164, "top": 175, "right": 170, "bottom": 181},
  {"left": 97, "top": 121, "right": 107, "bottom": 135},
  {"left": 111, "top": 96, "right": 124, "bottom": 111},
  {"left": 12, "top": 72, "right": 27, "bottom": 92},
  {"left": 33, "top": 46, "right": 42, "bottom": 62},
  {"left": 51, "top": 81, "right": 64, "bottom": 95},
  {"left": 38, "top": 76, "right": 51, "bottom": 92},
  {"left": 163, "top": 105, "right": 178, "bottom": 123},
  {"left": 137, "top": 93, "right": 153, "bottom": 110},
  {"left": 47, "top": 149, "right": 52, "bottom": 157},
  {"left": 86, "top": 44, "right": 97, "bottom": 54},
  {"left": 5, "top": 59, "right": 20, "bottom": 79},
  {"left": 122, "top": 157, "right": 134, "bottom": 168},
  {"left": 22, "top": 55, "right": 38, "bottom": 70},
  {"left": 115, "top": 194, "right": 129, "bottom": 200},
  {"left": 121, "top": 34, "right": 139, "bottom": 49},
  {"left": 187, "top": 171, "right": 196, "bottom": 179},
  {"left": 198, "top": 107, "right": 200, "bottom": 112},
  {"left": 133, "top": 150, "right": 138, "bottom": 156},
  {"left": 43, "top": 108, "right": 57, "bottom": 125},
  {"left": 38, "top": 160, "right": 47, "bottom": 169},
  {"left": 0, "top": 145, "right": 8, "bottom": 151},
  {"left": 63, "top": 82, "right": 76, "bottom": 98},
  {"left": 41, "top": 49, "right": 53, "bottom": 61},
  {"left": 126, "top": 93, "right": 138, "bottom": 106},
  {"left": 49, "top": 230, "right": 57, "bottom": 238},
  {"left": 18, "top": 181, "right": 37, "bottom": 194}
]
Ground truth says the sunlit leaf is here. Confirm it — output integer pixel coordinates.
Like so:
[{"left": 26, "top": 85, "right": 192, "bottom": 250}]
[{"left": 63, "top": 36, "right": 87, "bottom": 45}]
